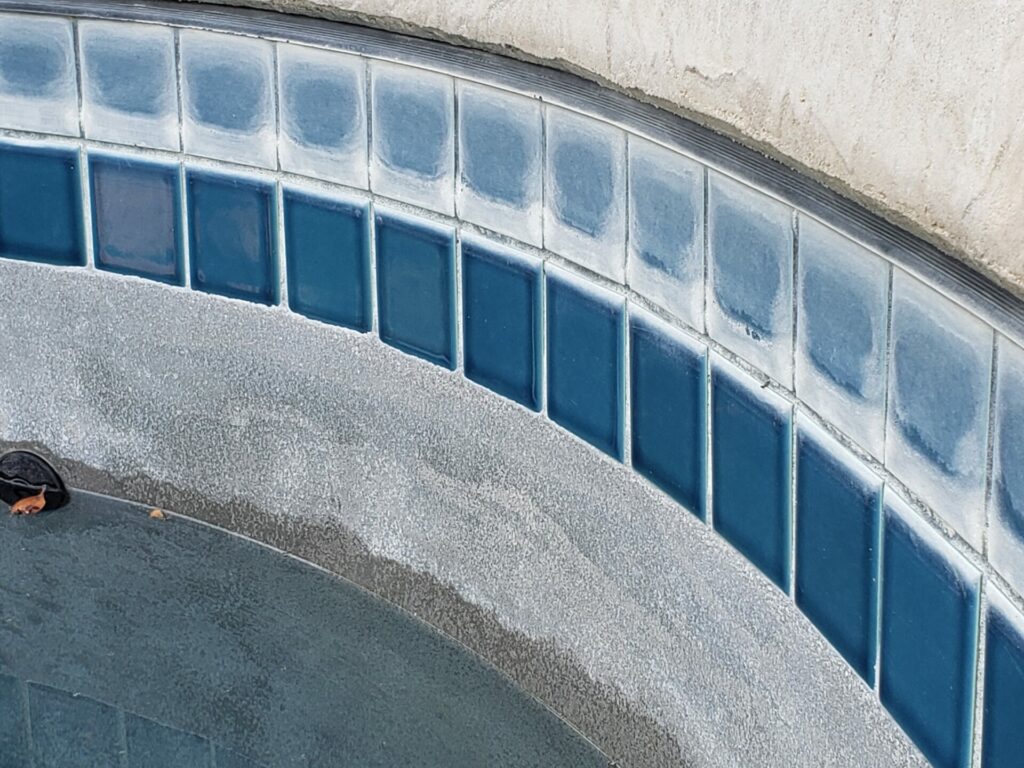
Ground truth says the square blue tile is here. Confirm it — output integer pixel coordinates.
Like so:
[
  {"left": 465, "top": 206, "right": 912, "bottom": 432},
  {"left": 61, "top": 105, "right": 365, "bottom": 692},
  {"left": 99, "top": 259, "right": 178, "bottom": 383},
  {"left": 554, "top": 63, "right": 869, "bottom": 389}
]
[
  {"left": 28, "top": 683, "right": 122, "bottom": 768},
  {"left": 629, "top": 309, "right": 706, "bottom": 518},
  {"left": 126, "top": 713, "right": 211, "bottom": 768},
  {"left": 375, "top": 210, "right": 455, "bottom": 369},
  {"left": 795, "top": 417, "right": 881, "bottom": 683},
  {"left": 711, "top": 357, "right": 791, "bottom": 591},
  {"left": 0, "top": 675, "right": 28, "bottom": 768},
  {"left": 546, "top": 268, "right": 625, "bottom": 460},
  {"left": 187, "top": 169, "right": 278, "bottom": 305},
  {"left": 0, "top": 143, "right": 84, "bottom": 266},
  {"left": 991, "top": 339, "right": 1024, "bottom": 594},
  {"left": 0, "top": 15, "right": 78, "bottom": 136},
  {"left": 880, "top": 492, "right": 979, "bottom": 768},
  {"left": 462, "top": 237, "right": 542, "bottom": 410},
  {"left": 983, "top": 587, "right": 1024, "bottom": 768},
  {"left": 283, "top": 188, "right": 370, "bottom": 331},
  {"left": 89, "top": 154, "right": 183, "bottom": 285}
]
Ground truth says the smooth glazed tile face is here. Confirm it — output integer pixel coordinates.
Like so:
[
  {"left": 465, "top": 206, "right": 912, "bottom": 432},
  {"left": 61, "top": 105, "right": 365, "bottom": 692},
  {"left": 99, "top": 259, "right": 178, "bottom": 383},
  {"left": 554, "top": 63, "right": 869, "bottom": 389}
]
[
  {"left": 544, "top": 106, "right": 626, "bottom": 282},
  {"left": 796, "top": 216, "right": 889, "bottom": 458},
  {"left": 707, "top": 173, "right": 793, "bottom": 385},
  {"left": 370, "top": 62, "right": 454, "bottom": 215},
  {"left": 627, "top": 137, "right": 704, "bottom": 330},
  {"left": 887, "top": 270, "right": 992, "bottom": 547},
  {"left": 374, "top": 210, "right": 456, "bottom": 369},
  {"left": 0, "top": 14, "right": 77, "bottom": 136},
  {"left": 880, "top": 491, "right": 980, "bottom": 768},
  {"left": 79, "top": 21, "right": 178, "bottom": 150},
  {"left": 89, "top": 154, "right": 183, "bottom": 284},
  {"left": 28, "top": 684, "right": 122, "bottom": 768},
  {"left": 629, "top": 309, "right": 706, "bottom": 518},
  {"left": 546, "top": 267, "right": 625, "bottom": 459},
  {"left": 126, "top": 714, "right": 212, "bottom": 768},
  {"left": 181, "top": 31, "right": 276, "bottom": 169},
  {"left": 795, "top": 417, "right": 881, "bottom": 683},
  {"left": 462, "top": 237, "right": 542, "bottom": 410},
  {"left": 982, "top": 587, "right": 1024, "bottom": 768},
  {"left": 0, "top": 143, "right": 84, "bottom": 266},
  {"left": 457, "top": 82, "right": 542, "bottom": 246},
  {"left": 278, "top": 44, "right": 366, "bottom": 188},
  {"left": 990, "top": 338, "right": 1024, "bottom": 594},
  {"left": 711, "top": 356, "right": 791, "bottom": 591},
  {"left": 0, "top": 675, "right": 29, "bottom": 768}
]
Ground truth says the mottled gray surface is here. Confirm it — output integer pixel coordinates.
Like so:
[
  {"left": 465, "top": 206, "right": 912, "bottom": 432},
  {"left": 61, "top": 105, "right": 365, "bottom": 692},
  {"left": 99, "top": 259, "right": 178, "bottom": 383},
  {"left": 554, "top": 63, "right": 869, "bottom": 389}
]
[{"left": 0, "top": 261, "right": 927, "bottom": 767}]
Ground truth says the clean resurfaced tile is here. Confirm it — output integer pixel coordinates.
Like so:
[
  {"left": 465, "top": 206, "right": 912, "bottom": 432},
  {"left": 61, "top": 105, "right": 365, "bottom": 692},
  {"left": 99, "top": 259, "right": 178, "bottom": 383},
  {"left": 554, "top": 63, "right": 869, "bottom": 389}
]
[
  {"left": 796, "top": 216, "right": 888, "bottom": 458},
  {"left": 544, "top": 106, "right": 626, "bottom": 282},
  {"left": 0, "top": 14, "right": 77, "bottom": 136},
  {"left": 707, "top": 173, "right": 793, "bottom": 385},
  {"left": 982, "top": 586, "right": 1024, "bottom": 768},
  {"left": 79, "top": 21, "right": 178, "bottom": 150},
  {"left": 126, "top": 714, "right": 212, "bottom": 768},
  {"left": 990, "top": 338, "right": 1024, "bottom": 594},
  {"left": 28, "top": 684, "right": 122, "bottom": 768},
  {"left": 627, "top": 137, "right": 704, "bottom": 330},
  {"left": 887, "top": 271, "right": 992, "bottom": 548}
]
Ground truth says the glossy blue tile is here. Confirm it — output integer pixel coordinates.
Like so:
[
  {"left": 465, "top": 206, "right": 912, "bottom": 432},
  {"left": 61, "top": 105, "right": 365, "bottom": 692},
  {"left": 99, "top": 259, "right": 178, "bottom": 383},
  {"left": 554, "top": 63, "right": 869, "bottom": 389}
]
[
  {"left": 546, "top": 268, "right": 625, "bottom": 459},
  {"left": 375, "top": 211, "right": 455, "bottom": 368},
  {"left": 0, "top": 143, "right": 84, "bottom": 266},
  {"left": 991, "top": 339, "right": 1024, "bottom": 594},
  {"left": 880, "top": 492, "right": 979, "bottom": 768},
  {"left": 0, "top": 675, "right": 28, "bottom": 768},
  {"left": 0, "top": 14, "right": 78, "bottom": 136},
  {"left": 795, "top": 418, "right": 880, "bottom": 682},
  {"left": 89, "top": 154, "right": 183, "bottom": 285},
  {"left": 28, "top": 683, "right": 122, "bottom": 768},
  {"left": 462, "top": 238, "right": 542, "bottom": 410},
  {"left": 187, "top": 170, "right": 277, "bottom": 305},
  {"left": 983, "top": 587, "right": 1024, "bottom": 768},
  {"left": 711, "top": 358, "right": 791, "bottom": 590},
  {"left": 630, "top": 309, "right": 706, "bottom": 517},
  {"left": 126, "top": 714, "right": 211, "bottom": 768},
  {"left": 283, "top": 188, "right": 370, "bottom": 331}
]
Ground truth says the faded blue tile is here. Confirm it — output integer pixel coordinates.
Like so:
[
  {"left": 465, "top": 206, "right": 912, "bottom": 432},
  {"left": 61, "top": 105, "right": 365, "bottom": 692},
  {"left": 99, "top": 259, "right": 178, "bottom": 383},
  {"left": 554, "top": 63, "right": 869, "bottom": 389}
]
[
  {"left": 462, "top": 237, "right": 542, "bottom": 410},
  {"left": 982, "top": 586, "right": 1024, "bottom": 768},
  {"left": 0, "top": 142, "right": 84, "bottom": 266},
  {"left": 0, "top": 14, "right": 78, "bottom": 136},
  {"left": 29, "top": 684, "right": 122, "bottom": 768},
  {"left": 711, "top": 357, "right": 791, "bottom": 591},
  {"left": 187, "top": 169, "right": 277, "bottom": 305},
  {"left": 544, "top": 106, "right": 626, "bottom": 282},
  {"left": 375, "top": 210, "right": 455, "bottom": 369},
  {"left": 795, "top": 417, "right": 880, "bottom": 683},
  {"left": 126, "top": 714, "right": 211, "bottom": 768},
  {"left": 79, "top": 21, "right": 178, "bottom": 150},
  {"left": 887, "top": 271, "right": 992, "bottom": 547},
  {"left": 627, "top": 137, "right": 703, "bottom": 329},
  {"left": 990, "top": 338, "right": 1024, "bottom": 594},
  {"left": 629, "top": 309, "right": 706, "bottom": 518},
  {"left": 371, "top": 62, "right": 454, "bottom": 215},
  {"left": 89, "top": 154, "right": 183, "bottom": 285},
  {"left": 457, "top": 82, "right": 542, "bottom": 246},
  {"left": 0, "top": 675, "right": 28, "bottom": 768},
  {"left": 880, "top": 492, "right": 979, "bottom": 768},
  {"left": 707, "top": 173, "right": 793, "bottom": 385},
  {"left": 547, "top": 268, "right": 625, "bottom": 459}
]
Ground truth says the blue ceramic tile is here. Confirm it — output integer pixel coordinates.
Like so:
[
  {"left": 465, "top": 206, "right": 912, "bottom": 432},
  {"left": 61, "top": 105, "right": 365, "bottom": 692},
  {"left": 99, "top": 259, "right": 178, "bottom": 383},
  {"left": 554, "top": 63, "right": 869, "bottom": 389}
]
[
  {"left": 0, "top": 14, "right": 78, "bottom": 136},
  {"left": 89, "top": 154, "right": 183, "bottom": 285},
  {"left": 79, "top": 21, "right": 178, "bottom": 150},
  {"left": 795, "top": 417, "right": 880, "bottom": 682},
  {"left": 991, "top": 339, "right": 1024, "bottom": 594},
  {"left": 215, "top": 746, "right": 264, "bottom": 768},
  {"left": 187, "top": 169, "right": 277, "bottom": 305},
  {"left": 283, "top": 188, "right": 370, "bottom": 331},
  {"left": 544, "top": 106, "right": 626, "bottom": 282},
  {"left": 0, "top": 675, "right": 28, "bottom": 768},
  {"left": 629, "top": 309, "right": 706, "bottom": 517},
  {"left": 375, "top": 210, "right": 456, "bottom": 368},
  {"left": 457, "top": 82, "right": 542, "bottom": 246},
  {"left": 711, "top": 357, "right": 791, "bottom": 590},
  {"left": 887, "top": 270, "right": 992, "bottom": 547},
  {"left": 707, "top": 173, "right": 793, "bottom": 385},
  {"left": 982, "top": 587, "right": 1024, "bottom": 768},
  {"left": 462, "top": 237, "right": 542, "bottom": 410},
  {"left": 0, "top": 143, "right": 84, "bottom": 266},
  {"left": 278, "top": 44, "right": 366, "bottom": 188},
  {"left": 371, "top": 61, "right": 454, "bottom": 215},
  {"left": 796, "top": 216, "right": 888, "bottom": 458},
  {"left": 28, "top": 683, "right": 122, "bottom": 768},
  {"left": 546, "top": 268, "right": 625, "bottom": 459},
  {"left": 880, "top": 492, "right": 979, "bottom": 768},
  {"left": 627, "top": 137, "right": 704, "bottom": 330},
  {"left": 126, "top": 714, "right": 211, "bottom": 768}
]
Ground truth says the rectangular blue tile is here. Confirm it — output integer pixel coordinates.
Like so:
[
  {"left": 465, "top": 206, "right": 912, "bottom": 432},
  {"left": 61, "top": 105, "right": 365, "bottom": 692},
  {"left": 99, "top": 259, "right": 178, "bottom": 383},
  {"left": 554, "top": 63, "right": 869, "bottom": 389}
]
[
  {"left": 375, "top": 210, "right": 456, "bottom": 369},
  {"left": 983, "top": 586, "right": 1024, "bottom": 768},
  {"left": 283, "top": 188, "right": 370, "bottom": 331},
  {"left": 28, "top": 683, "right": 123, "bottom": 768},
  {"left": 546, "top": 268, "right": 624, "bottom": 460},
  {"left": 795, "top": 417, "right": 880, "bottom": 683},
  {"left": 126, "top": 713, "right": 211, "bottom": 768},
  {"left": 0, "top": 14, "right": 78, "bottom": 136},
  {"left": 880, "top": 491, "right": 980, "bottom": 768},
  {"left": 0, "top": 143, "right": 84, "bottom": 266},
  {"left": 711, "top": 357, "right": 791, "bottom": 591},
  {"left": 0, "top": 675, "right": 28, "bottom": 768},
  {"left": 462, "top": 237, "right": 542, "bottom": 410},
  {"left": 629, "top": 309, "right": 706, "bottom": 518},
  {"left": 186, "top": 169, "right": 278, "bottom": 305},
  {"left": 89, "top": 153, "right": 183, "bottom": 285},
  {"left": 991, "top": 339, "right": 1024, "bottom": 595}
]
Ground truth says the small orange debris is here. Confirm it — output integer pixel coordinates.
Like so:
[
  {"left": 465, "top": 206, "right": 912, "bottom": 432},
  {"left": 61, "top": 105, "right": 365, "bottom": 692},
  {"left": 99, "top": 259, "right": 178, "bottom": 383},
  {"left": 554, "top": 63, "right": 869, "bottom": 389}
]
[
  {"left": 149, "top": 508, "right": 166, "bottom": 520},
  {"left": 10, "top": 488, "right": 47, "bottom": 515}
]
